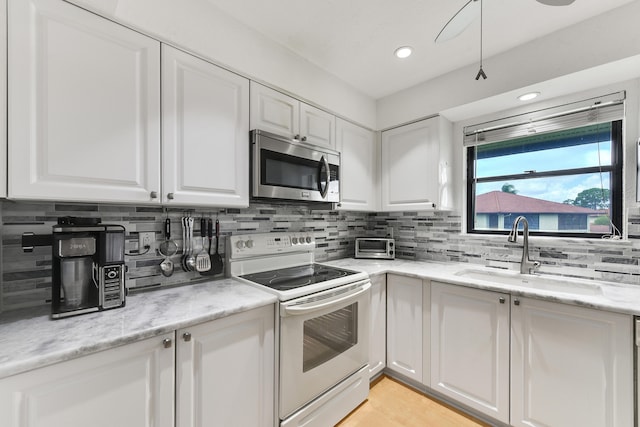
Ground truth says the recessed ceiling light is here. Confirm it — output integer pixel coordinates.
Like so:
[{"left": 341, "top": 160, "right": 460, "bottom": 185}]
[
  {"left": 394, "top": 46, "right": 413, "bottom": 59},
  {"left": 518, "top": 92, "right": 540, "bottom": 101}
]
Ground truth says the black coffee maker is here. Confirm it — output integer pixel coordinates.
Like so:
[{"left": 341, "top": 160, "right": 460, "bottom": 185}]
[
  {"left": 49, "top": 217, "right": 126, "bottom": 318},
  {"left": 23, "top": 217, "right": 127, "bottom": 319}
]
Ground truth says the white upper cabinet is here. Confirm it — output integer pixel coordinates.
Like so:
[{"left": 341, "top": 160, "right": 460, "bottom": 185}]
[
  {"left": 381, "top": 116, "right": 452, "bottom": 211},
  {"left": 336, "top": 119, "right": 378, "bottom": 211},
  {"left": 162, "top": 45, "right": 249, "bottom": 207},
  {"left": 250, "top": 82, "right": 335, "bottom": 149},
  {"left": 299, "top": 102, "right": 336, "bottom": 149},
  {"left": 0, "top": 0, "right": 6, "bottom": 198},
  {"left": 8, "top": 0, "right": 161, "bottom": 204}
]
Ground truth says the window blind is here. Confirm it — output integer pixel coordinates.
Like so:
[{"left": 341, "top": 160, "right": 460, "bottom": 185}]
[{"left": 463, "top": 91, "right": 625, "bottom": 147}]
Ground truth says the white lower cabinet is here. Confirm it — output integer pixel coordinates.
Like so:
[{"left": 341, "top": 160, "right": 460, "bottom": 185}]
[
  {"left": 0, "top": 305, "right": 275, "bottom": 427},
  {"left": 368, "top": 274, "right": 386, "bottom": 378},
  {"left": 0, "top": 332, "right": 176, "bottom": 427},
  {"left": 510, "top": 296, "right": 633, "bottom": 427},
  {"left": 428, "top": 281, "right": 633, "bottom": 427},
  {"left": 430, "top": 282, "right": 510, "bottom": 423},
  {"left": 176, "top": 304, "right": 275, "bottom": 427},
  {"left": 386, "top": 274, "right": 423, "bottom": 383}
]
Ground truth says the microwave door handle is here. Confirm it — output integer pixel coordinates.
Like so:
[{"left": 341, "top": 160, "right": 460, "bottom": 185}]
[{"left": 318, "top": 155, "right": 330, "bottom": 199}]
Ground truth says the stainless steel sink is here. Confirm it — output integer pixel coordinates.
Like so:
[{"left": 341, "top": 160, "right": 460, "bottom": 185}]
[{"left": 454, "top": 269, "right": 602, "bottom": 295}]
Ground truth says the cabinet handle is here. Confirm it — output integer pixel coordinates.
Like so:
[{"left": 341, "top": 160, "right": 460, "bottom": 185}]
[
  {"left": 294, "top": 134, "right": 300, "bottom": 140},
  {"left": 150, "top": 191, "right": 158, "bottom": 199},
  {"left": 162, "top": 338, "right": 172, "bottom": 348},
  {"left": 499, "top": 297, "right": 505, "bottom": 304},
  {"left": 514, "top": 299, "right": 520, "bottom": 306},
  {"left": 301, "top": 136, "right": 307, "bottom": 142},
  {"left": 167, "top": 193, "right": 174, "bottom": 200},
  {"left": 183, "top": 332, "right": 192, "bottom": 342}
]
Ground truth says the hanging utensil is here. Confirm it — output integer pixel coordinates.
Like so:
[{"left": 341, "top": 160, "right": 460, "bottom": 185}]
[
  {"left": 159, "top": 218, "right": 177, "bottom": 277},
  {"left": 200, "top": 217, "right": 216, "bottom": 276},
  {"left": 185, "top": 216, "right": 197, "bottom": 271},
  {"left": 211, "top": 219, "right": 223, "bottom": 275},
  {"left": 196, "top": 218, "right": 211, "bottom": 272},
  {"left": 181, "top": 216, "right": 188, "bottom": 271}
]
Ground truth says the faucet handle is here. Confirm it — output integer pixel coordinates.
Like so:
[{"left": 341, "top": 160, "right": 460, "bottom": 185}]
[{"left": 529, "top": 260, "right": 541, "bottom": 274}]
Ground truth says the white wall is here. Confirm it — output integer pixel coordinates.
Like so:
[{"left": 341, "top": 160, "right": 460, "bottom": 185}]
[
  {"left": 66, "top": 0, "right": 377, "bottom": 129},
  {"left": 376, "top": 0, "right": 640, "bottom": 130}
]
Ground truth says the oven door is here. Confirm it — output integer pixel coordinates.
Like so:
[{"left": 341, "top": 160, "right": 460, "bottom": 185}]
[
  {"left": 279, "top": 279, "right": 370, "bottom": 419},
  {"left": 252, "top": 130, "right": 340, "bottom": 203}
]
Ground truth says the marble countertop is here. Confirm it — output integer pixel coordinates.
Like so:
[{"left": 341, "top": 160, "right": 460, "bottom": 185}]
[
  {"left": 0, "top": 278, "right": 277, "bottom": 379},
  {"left": 324, "top": 258, "right": 640, "bottom": 317},
  {"left": 2, "top": 258, "right": 639, "bottom": 380}
]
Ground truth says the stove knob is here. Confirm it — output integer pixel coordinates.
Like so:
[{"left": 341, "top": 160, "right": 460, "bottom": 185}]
[
  {"left": 245, "top": 239, "right": 254, "bottom": 248},
  {"left": 305, "top": 236, "right": 312, "bottom": 244},
  {"left": 291, "top": 237, "right": 298, "bottom": 244},
  {"left": 236, "top": 240, "right": 245, "bottom": 249}
]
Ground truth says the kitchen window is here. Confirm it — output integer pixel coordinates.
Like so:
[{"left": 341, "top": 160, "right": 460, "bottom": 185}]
[{"left": 465, "top": 93, "right": 624, "bottom": 238}]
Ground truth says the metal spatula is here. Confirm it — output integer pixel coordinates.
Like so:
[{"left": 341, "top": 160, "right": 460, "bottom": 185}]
[{"left": 196, "top": 217, "right": 211, "bottom": 273}]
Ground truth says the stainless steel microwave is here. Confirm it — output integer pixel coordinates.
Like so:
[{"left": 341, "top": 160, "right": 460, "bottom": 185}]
[
  {"left": 355, "top": 238, "right": 395, "bottom": 260},
  {"left": 251, "top": 130, "right": 340, "bottom": 203}
]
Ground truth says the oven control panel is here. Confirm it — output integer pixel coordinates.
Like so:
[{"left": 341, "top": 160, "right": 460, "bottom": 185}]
[{"left": 228, "top": 232, "right": 315, "bottom": 258}]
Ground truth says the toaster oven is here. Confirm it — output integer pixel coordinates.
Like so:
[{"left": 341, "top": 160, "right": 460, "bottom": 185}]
[{"left": 355, "top": 238, "right": 395, "bottom": 260}]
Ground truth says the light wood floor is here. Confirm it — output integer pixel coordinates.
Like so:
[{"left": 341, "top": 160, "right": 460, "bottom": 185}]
[{"left": 336, "top": 376, "right": 491, "bottom": 427}]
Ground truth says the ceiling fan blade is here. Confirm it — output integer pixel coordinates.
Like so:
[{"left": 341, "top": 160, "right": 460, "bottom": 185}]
[
  {"left": 435, "top": 0, "right": 480, "bottom": 43},
  {"left": 536, "top": 0, "right": 576, "bottom": 5}
]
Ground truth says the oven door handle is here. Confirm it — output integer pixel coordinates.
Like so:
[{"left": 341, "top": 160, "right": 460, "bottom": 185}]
[{"left": 282, "top": 281, "right": 371, "bottom": 316}]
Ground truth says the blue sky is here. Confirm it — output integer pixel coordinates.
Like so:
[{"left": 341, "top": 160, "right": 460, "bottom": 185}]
[{"left": 476, "top": 142, "right": 611, "bottom": 203}]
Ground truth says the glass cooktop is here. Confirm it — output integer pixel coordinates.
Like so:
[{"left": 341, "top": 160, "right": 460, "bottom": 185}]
[{"left": 240, "top": 263, "right": 358, "bottom": 291}]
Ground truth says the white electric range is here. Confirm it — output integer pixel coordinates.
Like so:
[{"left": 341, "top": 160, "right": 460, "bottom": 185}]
[{"left": 227, "top": 232, "right": 371, "bottom": 427}]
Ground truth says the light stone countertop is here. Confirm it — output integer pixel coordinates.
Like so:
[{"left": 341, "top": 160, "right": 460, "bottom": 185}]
[
  {"left": 2, "top": 258, "right": 640, "bottom": 380},
  {"left": 324, "top": 258, "right": 640, "bottom": 317},
  {"left": 0, "top": 278, "right": 277, "bottom": 379}
]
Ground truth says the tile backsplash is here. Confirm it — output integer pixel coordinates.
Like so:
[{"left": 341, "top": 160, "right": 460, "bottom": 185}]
[
  {"left": 0, "top": 200, "right": 376, "bottom": 313},
  {"left": 2, "top": 200, "right": 640, "bottom": 313}
]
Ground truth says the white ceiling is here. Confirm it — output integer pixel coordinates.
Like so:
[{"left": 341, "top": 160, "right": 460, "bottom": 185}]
[{"left": 203, "top": 0, "right": 635, "bottom": 100}]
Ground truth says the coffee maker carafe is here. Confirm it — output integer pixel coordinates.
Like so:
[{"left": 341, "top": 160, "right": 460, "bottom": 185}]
[{"left": 51, "top": 217, "right": 126, "bottom": 319}]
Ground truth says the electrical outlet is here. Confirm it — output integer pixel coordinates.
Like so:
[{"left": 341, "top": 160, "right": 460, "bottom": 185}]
[{"left": 138, "top": 232, "right": 155, "bottom": 250}]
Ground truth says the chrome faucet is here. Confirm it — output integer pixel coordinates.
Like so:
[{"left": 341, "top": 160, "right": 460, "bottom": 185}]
[{"left": 507, "top": 216, "right": 541, "bottom": 274}]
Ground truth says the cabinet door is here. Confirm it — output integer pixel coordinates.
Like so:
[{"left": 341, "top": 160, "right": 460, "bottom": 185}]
[
  {"left": 299, "top": 102, "right": 335, "bottom": 149},
  {"left": 162, "top": 45, "right": 249, "bottom": 207},
  {"left": 381, "top": 117, "right": 440, "bottom": 211},
  {"left": 336, "top": 119, "right": 378, "bottom": 211},
  {"left": 430, "top": 282, "right": 510, "bottom": 423},
  {"left": 369, "top": 274, "right": 386, "bottom": 378},
  {"left": 511, "top": 297, "right": 633, "bottom": 427},
  {"left": 8, "top": 0, "right": 161, "bottom": 204},
  {"left": 0, "top": 333, "right": 175, "bottom": 427},
  {"left": 386, "top": 274, "right": 422, "bottom": 383},
  {"left": 0, "top": 0, "right": 6, "bottom": 198},
  {"left": 250, "top": 82, "right": 299, "bottom": 137},
  {"left": 176, "top": 305, "right": 275, "bottom": 427}
]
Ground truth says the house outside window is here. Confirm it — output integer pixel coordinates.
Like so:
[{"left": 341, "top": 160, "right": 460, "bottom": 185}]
[{"left": 465, "top": 93, "right": 624, "bottom": 238}]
